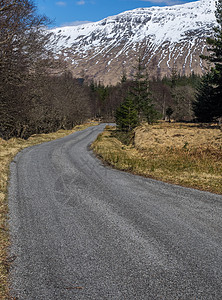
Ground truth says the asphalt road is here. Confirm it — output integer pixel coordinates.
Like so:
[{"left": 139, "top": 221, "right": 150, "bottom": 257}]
[{"left": 9, "top": 124, "right": 222, "bottom": 300}]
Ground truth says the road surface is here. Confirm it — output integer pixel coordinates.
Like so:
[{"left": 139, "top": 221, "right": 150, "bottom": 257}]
[{"left": 9, "top": 124, "right": 222, "bottom": 299}]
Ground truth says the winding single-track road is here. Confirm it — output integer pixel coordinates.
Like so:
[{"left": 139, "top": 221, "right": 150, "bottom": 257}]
[{"left": 9, "top": 124, "right": 222, "bottom": 299}]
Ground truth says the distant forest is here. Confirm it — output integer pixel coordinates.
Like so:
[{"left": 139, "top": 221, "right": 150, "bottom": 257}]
[{"left": 0, "top": 0, "right": 221, "bottom": 140}]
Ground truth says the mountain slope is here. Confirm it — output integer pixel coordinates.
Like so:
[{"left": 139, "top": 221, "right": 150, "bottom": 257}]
[{"left": 51, "top": 0, "right": 216, "bottom": 85}]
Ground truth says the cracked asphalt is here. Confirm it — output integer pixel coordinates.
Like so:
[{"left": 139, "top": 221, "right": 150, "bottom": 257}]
[{"left": 8, "top": 124, "right": 222, "bottom": 299}]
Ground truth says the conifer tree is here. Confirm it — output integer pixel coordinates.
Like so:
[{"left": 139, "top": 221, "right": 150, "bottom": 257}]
[
  {"left": 115, "top": 58, "right": 158, "bottom": 132},
  {"left": 115, "top": 96, "right": 139, "bottom": 132},
  {"left": 130, "top": 58, "right": 158, "bottom": 124},
  {"left": 195, "top": 0, "right": 222, "bottom": 122},
  {"left": 193, "top": 73, "right": 215, "bottom": 122}
]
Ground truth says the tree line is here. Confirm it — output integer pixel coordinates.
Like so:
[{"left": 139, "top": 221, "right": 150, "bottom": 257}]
[
  {"left": 90, "top": 68, "right": 201, "bottom": 132},
  {"left": 90, "top": 0, "right": 222, "bottom": 129},
  {"left": 0, "top": 0, "right": 92, "bottom": 140},
  {"left": 115, "top": 0, "right": 222, "bottom": 131},
  {"left": 1, "top": 0, "right": 221, "bottom": 140}
]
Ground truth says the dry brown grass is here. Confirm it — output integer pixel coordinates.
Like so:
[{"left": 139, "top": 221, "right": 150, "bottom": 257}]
[
  {"left": 0, "top": 122, "right": 98, "bottom": 300},
  {"left": 135, "top": 122, "right": 222, "bottom": 151},
  {"left": 92, "top": 123, "right": 222, "bottom": 194}
]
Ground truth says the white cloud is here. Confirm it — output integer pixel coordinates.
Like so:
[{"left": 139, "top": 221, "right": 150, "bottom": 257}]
[
  {"left": 76, "top": 0, "right": 85, "bottom": 5},
  {"left": 56, "top": 1, "right": 67, "bottom": 6}
]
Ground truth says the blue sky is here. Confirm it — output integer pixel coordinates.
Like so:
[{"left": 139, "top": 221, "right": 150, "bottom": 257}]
[{"left": 35, "top": 0, "right": 199, "bottom": 27}]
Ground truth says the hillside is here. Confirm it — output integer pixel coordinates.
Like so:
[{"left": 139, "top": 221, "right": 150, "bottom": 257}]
[{"left": 51, "top": 0, "right": 216, "bottom": 85}]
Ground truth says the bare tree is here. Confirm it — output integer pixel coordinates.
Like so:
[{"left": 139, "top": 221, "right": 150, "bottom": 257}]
[{"left": 0, "top": 0, "right": 68, "bottom": 139}]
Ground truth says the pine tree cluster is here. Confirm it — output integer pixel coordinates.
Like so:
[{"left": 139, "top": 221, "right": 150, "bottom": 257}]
[
  {"left": 193, "top": 0, "right": 222, "bottom": 123},
  {"left": 115, "top": 59, "right": 158, "bottom": 132}
]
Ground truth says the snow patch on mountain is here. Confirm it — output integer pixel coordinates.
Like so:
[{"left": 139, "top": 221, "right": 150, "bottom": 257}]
[
  {"left": 50, "top": 0, "right": 217, "bottom": 85},
  {"left": 51, "top": 0, "right": 216, "bottom": 50}
]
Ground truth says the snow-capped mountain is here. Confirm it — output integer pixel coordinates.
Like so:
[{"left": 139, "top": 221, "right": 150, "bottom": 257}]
[{"left": 51, "top": 0, "right": 216, "bottom": 85}]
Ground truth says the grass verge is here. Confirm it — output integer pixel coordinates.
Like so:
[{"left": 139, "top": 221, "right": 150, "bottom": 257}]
[
  {"left": 91, "top": 123, "right": 222, "bottom": 194},
  {"left": 0, "top": 122, "right": 98, "bottom": 299}
]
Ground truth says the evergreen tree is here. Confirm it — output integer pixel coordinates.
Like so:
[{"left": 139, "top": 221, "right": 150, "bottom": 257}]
[
  {"left": 195, "top": 0, "right": 222, "bottom": 122},
  {"left": 142, "top": 101, "right": 160, "bottom": 124},
  {"left": 130, "top": 58, "right": 158, "bottom": 123},
  {"left": 130, "top": 58, "right": 148, "bottom": 113},
  {"left": 193, "top": 74, "right": 215, "bottom": 122},
  {"left": 115, "top": 58, "right": 158, "bottom": 132},
  {"left": 115, "top": 96, "right": 139, "bottom": 132}
]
